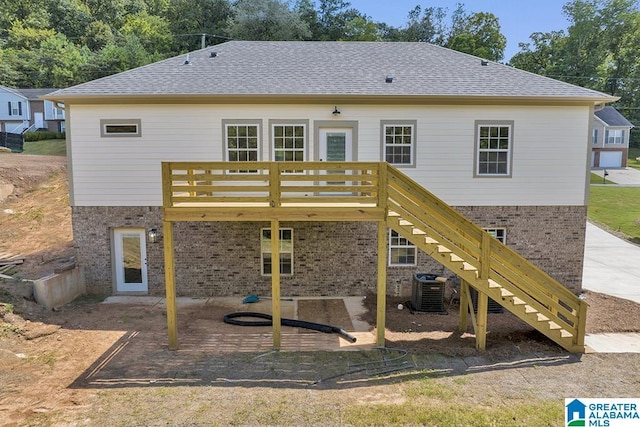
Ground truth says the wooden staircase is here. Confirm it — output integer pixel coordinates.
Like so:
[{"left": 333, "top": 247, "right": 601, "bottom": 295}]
[{"left": 385, "top": 166, "right": 588, "bottom": 353}]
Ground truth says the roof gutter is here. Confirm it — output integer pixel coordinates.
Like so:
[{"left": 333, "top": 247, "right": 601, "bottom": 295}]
[{"left": 43, "top": 93, "right": 619, "bottom": 107}]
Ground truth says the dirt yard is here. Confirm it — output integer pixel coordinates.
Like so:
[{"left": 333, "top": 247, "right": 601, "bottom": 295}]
[{"left": 1, "top": 152, "right": 640, "bottom": 426}]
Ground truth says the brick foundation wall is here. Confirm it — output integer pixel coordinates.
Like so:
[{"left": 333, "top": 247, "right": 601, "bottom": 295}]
[{"left": 72, "top": 205, "right": 586, "bottom": 297}]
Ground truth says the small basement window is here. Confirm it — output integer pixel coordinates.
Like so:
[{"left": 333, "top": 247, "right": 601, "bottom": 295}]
[{"left": 100, "top": 119, "right": 142, "bottom": 137}]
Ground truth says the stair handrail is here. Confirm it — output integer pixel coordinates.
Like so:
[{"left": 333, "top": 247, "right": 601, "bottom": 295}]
[{"left": 385, "top": 164, "right": 587, "bottom": 347}]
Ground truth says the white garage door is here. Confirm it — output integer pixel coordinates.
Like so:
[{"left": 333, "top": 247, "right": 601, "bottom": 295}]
[{"left": 600, "top": 151, "right": 623, "bottom": 168}]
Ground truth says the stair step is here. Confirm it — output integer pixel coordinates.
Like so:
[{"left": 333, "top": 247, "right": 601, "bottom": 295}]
[
  {"left": 399, "top": 219, "right": 413, "bottom": 226},
  {"left": 488, "top": 279, "right": 501, "bottom": 288},
  {"left": 536, "top": 313, "right": 549, "bottom": 322},
  {"left": 461, "top": 262, "right": 477, "bottom": 271},
  {"left": 560, "top": 329, "right": 574, "bottom": 338},
  {"left": 512, "top": 297, "right": 526, "bottom": 305},
  {"left": 388, "top": 211, "right": 400, "bottom": 217},
  {"left": 524, "top": 304, "right": 538, "bottom": 314},
  {"left": 412, "top": 228, "right": 426, "bottom": 235},
  {"left": 548, "top": 321, "right": 562, "bottom": 330},
  {"left": 425, "top": 237, "right": 439, "bottom": 244},
  {"left": 500, "top": 288, "right": 514, "bottom": 298},
  {"left": 437, "top": 245, "right": 452, "bottom": 253},
  {"left": 450, "top": 254, "right": 464, "bottom": 262}
]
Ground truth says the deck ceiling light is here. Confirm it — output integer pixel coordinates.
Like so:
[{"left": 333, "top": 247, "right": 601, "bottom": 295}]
[{"left": 332, "top": 106, "right": 341, "bottom": 115}]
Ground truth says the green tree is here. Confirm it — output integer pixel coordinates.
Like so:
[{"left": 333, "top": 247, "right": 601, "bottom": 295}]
[
  {"left": 400, "top": 5, "right": 447, "bottom": 43},
  {"left": 85, "top": 35, "right": 161, "bottom": 80},
  {"left": 509, "top": 31, "right": 567, "bottom": 75},
  {"left": 121, "top": 11, "right": 174, "bottom": 53},
  {"left": 227, "top": 0, "right": 311, "bottom": 41},
  {"left": 446, "top": 11, "right": 506, "bottom": 61},
  {"left": 166, "top": 0, "right": 233, "bottom": 51}
]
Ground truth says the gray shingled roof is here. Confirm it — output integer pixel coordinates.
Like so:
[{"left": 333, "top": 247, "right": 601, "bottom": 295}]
[
  {"left": 16, "top": 88, "right": 58, "bottom": 100},
  {"left": 48, "top": 41, "right": 614, "bottom": 101},
  {"left": 595, "top": 106, "right": 634, "bottom": 127}
]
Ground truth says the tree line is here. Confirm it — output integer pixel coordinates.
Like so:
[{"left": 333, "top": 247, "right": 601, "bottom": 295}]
[{"left": 0, "top": 0, "right": 505, "bottom": 88}]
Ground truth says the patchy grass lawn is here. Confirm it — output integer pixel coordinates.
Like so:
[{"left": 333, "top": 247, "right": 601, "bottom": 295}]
[
  {"left": 21, "top": 139, "right": 66, "bottom": 156},
  {"left": 589, "top": 185, "right": 640, "bottom": 243},
  {"left": 590, "top": 172, "right": 615, "bottom": 184}
]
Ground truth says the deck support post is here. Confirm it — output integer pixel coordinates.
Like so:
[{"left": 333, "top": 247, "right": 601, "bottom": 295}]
[
  {"left": 459, "top": 280, "right": 469, "bottom": 332},
  {"left": 475, "top": 288, "right": 488, "bottom": 350},
  {"left": 163, "top": 220, "right": 178, "bottom": 350},
  {"left": 271, "top": 219, "right": 281, "bottom": 349},
  {"left": 376, "top": 220, "right": 387, "bottom": 346}
]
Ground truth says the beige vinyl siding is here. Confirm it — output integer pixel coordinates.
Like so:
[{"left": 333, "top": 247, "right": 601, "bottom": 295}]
[{"left": 68, "top": 103, "right": 590, "bottom": 207}]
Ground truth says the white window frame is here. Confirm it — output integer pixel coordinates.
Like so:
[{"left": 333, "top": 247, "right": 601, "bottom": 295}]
[
  {"left": 388, "top": 229, "right": 417, "bottom": 267},
  {"left": 592, "top": 128, "right": 599, "bottom": 145},
  {"left": 261, "top": 228, "right": 293, "bottom": 276},
  {"left": 484, "top": 227, "right": 506, "bottom": 244},
  {"left": 474, "top": 121, "right": 513, "bottom": 177},
  {"left": 223, "top": 121, "right": 261, "bottom": 174},
  {"left": 8, "top": 101, "right": 22, "bottom": 116},
  {"left": 270, "top": 121, "right": 307, "bottom": 173},
  {"left": 100, "top": 119, "right": 141, "bottom": 137},
  {"left": 381, "top": 121, "right": 416, "bottom": 167},
  {"left": 605, "top": 129, "right": 624, "bottom": 145}
]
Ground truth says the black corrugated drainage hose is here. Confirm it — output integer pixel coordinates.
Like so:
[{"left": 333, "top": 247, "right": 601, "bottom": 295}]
[{"left": 222, "top": 311, "right": 357, "bottom": 343}]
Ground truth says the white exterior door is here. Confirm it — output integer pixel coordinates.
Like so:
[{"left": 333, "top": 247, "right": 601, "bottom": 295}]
[
  {"left": 318, "top": 128, "right": 353, "bottom": 163},
  {"left": 600, "top": 151, "right": 623, "bottom": 168},
  {"left": 113, "top": 228, "right": 148, "bottom": 293},
  {"left": 34, "top": 112, "right": 44, "bottom": 129}
]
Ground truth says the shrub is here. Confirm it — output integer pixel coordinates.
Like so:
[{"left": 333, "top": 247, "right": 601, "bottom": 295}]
[{"left": 24, "top": 131, "right": 66, "bottom": 142}]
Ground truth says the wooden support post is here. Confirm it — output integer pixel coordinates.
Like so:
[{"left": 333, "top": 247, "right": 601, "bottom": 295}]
[
  {"left": 480, "top": 232, "right": 490, "bottom": 280},
  {"left": 271, "top": 219, "right": 281, "bottom": 349},
  {"left": 475, "top": 287, "right": 488, "bottom": 350},
  {"left": 163, "top": 220, "right": 178, "bottom": 350},
  {"left": 459, "top": 280, "right": 469, "bottom": 332},
  {"left": 576, "top": 299, "right": 588, "bottom": 349},
  {"left": 376, "top": 220, "right": 387, "bottom": 346}
]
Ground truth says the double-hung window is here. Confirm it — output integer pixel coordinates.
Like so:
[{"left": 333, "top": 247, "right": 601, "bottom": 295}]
[
  {"left": 484, "top": 228, "right": 506, "bottom": 244},
  {"left": 8, "top": 101, "right": 22, "bottom": 116},
  {"left": 605, "top": 129, "right": 624, "bottom": 144},
  {"left": 475, "top": 121, "right": 513, "bottom": 177},
  {"left": 271, "top": 121, "right": 307, "bottom": 173},
  {"left": 261, "top": 228, "right": 293, "bottom": 276},
  {"left": 382, "top": 121, "right": 416, "bottom": 166},
  {"left": 224, "top": 121, "right": 260, "bottom": 173},
  {"left": 388, "top": 230, "right": 416, "bottom": 266}
]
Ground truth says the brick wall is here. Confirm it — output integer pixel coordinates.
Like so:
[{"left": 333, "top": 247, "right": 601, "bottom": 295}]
[{"left": 72, "top": 205, "right": 586, "bottom": 297}]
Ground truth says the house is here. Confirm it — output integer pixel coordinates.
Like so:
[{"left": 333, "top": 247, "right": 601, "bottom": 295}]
[
  {"left": 16, "top": 88, "right": 66, "bottom": 133},
  {"left": 0, "top": 86, "right": 30, "bottom": 133},
  {"left": 46, "top": 41, "right": 612, "bottom": 351},
  {"left": 566, "top": 399, "right": 586, "bottom": 424},
  {"left": 0, "top": 86, "right": 65, "bottom": 134},
  {"left": 591, "top": 106, "right": 633, "bottom": 168}
]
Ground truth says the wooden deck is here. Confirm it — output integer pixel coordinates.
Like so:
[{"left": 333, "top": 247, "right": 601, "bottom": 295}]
[{"left": 161, "top": 161, "right": 588, "bottom": 353}]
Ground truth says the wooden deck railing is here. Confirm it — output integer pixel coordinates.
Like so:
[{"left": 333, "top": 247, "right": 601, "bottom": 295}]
[{"left": 162, "top": 161, "right": 384, "bottom": 208}]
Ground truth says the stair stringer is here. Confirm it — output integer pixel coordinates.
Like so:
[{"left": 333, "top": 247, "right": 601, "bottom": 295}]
[{"left": 384, "top": 166, "right": 587, "bottom": 353}]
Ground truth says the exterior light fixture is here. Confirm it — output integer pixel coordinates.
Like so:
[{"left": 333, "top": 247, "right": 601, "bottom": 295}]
[
  {"left": 332, "top": 106, "right": 341, "bottom": 115},
  {"left": 385, "top": 75, "right": 394, "bottom": 83},
  {"left": 148, "top": 228, "right": 160, "bottom": 243}
]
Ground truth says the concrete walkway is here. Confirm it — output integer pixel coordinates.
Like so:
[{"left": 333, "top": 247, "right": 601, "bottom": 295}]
[
  {"left": 582, "top": 223, "right": 640, "bottom": 304},
  {"left": 582, "top": 222, "right": 640, "bottom": 352},
  {"left": 591, "top": 166, "right": 640, "bottom": 185}
]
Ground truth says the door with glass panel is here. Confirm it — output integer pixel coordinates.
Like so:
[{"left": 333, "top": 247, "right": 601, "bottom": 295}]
[
  {"left": 113, "top": 228, "right": 148, "bottom": 293},
  {"left": 318, "top": 128, "right": 353, "bottom": 192}
]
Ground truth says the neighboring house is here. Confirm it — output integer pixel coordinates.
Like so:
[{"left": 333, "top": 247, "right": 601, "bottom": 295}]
[
  {"left": 16, "top": 88, "right": 66, "bottom": 133},
  {"left": 0, "top": 86, "right": 30, "bottom": 133},
  {"left": 0, "top": 86, "right": 65, "bottom": 134},
  {"left": 591, "top": 106, "right": 633, "bottom": 168},
  {"left": 45, "top": 41, "right": 615, "bottom": 302}
]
